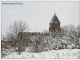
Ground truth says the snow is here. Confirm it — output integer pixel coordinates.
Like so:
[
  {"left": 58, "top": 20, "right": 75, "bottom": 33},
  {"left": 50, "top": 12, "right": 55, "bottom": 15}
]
[{"left": 2, "top": 48, "right": 80, "bottom": 59}]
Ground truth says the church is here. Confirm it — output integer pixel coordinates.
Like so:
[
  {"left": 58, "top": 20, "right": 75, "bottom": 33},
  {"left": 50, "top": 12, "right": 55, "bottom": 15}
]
[
  {"left": 16, "top": 12, "right": 61, "bottom": 43},
  {"left": 49, "top": 12, "right": 61, "bottom": 32},
  {"left": 18, "top": 12, "right": 61, "bottom": 36},
  {"left": 1, "top": 12, "right": 61, "bottom": 48}
]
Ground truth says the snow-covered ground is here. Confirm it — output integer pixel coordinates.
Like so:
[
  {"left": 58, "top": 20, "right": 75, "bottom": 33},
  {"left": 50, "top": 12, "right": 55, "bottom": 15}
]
[{"left": 1, "top": 47, "right": 80, "bottom": 59}]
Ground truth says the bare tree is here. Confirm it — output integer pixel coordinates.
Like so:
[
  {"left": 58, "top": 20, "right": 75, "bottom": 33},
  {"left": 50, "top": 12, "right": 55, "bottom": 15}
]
[{"left": 6, "top": 20, "right": 29, "bottom": 55}]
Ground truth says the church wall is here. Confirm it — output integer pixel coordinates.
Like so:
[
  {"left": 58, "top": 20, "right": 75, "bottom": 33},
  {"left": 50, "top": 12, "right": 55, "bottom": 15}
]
[
  {"left": 50, "top": 23, "right": 60, "bottom": 27},
  {"left": 49, "top": 23, "right": 61, "bottom": 31}
]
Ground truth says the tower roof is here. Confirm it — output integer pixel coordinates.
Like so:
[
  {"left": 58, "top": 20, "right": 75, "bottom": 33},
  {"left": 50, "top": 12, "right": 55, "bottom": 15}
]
[{"left": 50, "top": 13, "right": 60, "bottom": 23}]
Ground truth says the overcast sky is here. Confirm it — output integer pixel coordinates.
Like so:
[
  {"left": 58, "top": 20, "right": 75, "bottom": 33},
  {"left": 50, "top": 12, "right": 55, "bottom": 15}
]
[{"left": 1, "top": 1, "right": 80, "bottom": 36}]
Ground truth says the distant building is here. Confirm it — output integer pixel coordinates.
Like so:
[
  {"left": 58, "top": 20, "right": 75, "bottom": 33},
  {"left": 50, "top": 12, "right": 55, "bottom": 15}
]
[
  {"left": 49, "top": 12, "right": 61, "bottom": 32},
  {"left": 1, "top": 12, "right": 61, "bottom": 48}
]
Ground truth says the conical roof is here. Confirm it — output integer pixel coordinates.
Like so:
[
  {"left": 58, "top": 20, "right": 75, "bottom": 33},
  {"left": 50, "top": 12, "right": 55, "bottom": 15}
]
[{"left": 50, "top": 13, "right": 60, "bottom": 23}]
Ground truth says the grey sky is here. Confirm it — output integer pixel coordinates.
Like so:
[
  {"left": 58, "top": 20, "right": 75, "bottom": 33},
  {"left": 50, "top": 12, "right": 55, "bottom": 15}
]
[{"left": 1, "top": 1, "right": 80, "bottom": 36}]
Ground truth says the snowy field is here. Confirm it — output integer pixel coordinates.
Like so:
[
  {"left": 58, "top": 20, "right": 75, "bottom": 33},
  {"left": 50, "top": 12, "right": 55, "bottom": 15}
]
[{"left": 1, "top": 47, "right": 80, "bottom": 59}]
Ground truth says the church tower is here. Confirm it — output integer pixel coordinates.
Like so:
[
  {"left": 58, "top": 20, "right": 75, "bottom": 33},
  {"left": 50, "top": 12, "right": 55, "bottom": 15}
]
[{"left": 49, "top": 12, "right": 61, "bottom": 32}]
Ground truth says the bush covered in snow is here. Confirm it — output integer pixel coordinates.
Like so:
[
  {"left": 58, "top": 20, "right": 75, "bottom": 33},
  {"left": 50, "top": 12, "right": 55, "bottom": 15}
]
[
  {"left": 1, "top": 24, "right": 80, "bottom": 56},
  {"left": 27, "top": 24, "right": 80, "bottom": 53}
]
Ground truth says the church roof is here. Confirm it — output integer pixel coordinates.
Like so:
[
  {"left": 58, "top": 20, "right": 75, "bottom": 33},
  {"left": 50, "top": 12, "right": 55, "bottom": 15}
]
[{"left": 50, "top": 13, "right": 60, "bottom": 23}]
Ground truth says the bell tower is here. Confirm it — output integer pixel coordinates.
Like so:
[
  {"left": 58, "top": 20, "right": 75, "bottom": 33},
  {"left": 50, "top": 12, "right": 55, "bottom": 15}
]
[{"left": 49, "top": 12, "right": 61, "bottom": 32}]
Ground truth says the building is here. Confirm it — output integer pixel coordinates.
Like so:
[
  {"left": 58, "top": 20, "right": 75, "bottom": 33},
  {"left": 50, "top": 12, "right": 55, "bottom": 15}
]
[
  {"left": 1, "top": 12, "right": 61, "bottom": 48},
  {"left": 49, "top": 12, "right": 61, "bottom": 32}
]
